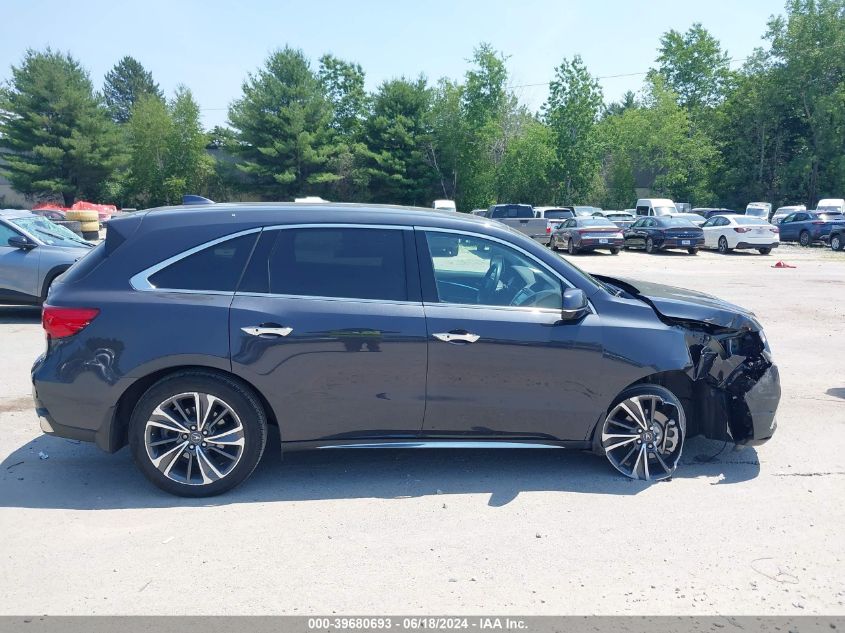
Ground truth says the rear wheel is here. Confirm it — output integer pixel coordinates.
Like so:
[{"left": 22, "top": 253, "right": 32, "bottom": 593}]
[
  {"left": 831, "top": 234, "right": 843, "bottom": 251},
  {"left": 600, "top": 384, "right": 686, "bottom": 481},
  {"left": 718, "top": 236, "right": 731, "bottom": 254},
  {"left": 129, "top": 371, "right": 267, "bottom": 497},
  {"left": 758, "top": 247, "right": 772, "bottom": 255},
  {"left": 799, "top": 230, "right": 811, "bottom": 247},
  {"left": 567, "top": 238, "right": 579, "bottom": 255},
  {"left": 687, "top": 248, "right": 699, "bottom": 255},
  {"left": 645, "top": 237, "right": 656, "bottom": 254},
  {"left": 609, "top": 247, "right": 620, "bottom": 255}
]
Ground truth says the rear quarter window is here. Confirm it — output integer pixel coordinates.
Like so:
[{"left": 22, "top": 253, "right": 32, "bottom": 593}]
[{"left": 148, "top": 233, "right": 258, "bottom": 292}]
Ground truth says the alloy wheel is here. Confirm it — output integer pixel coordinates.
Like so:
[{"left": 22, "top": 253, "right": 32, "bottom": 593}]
[
  {"left": 144, "top": 392, "right": 245, "bottom": 485},
  {"left": 718, "top": 236, "right": 729, "bottom": 253},
  {"left": 601, "top": 393, "right": 685, "bottom": 481},
  {"left": 832, "top": 235, "right": 842, "bottom": 251},
  {"left": 799, "top": 231, "right": 810, "bottom": 247}
]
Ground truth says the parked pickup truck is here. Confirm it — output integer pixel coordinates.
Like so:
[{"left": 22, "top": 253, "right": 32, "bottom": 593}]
[
  {"left": 778, "top": 210, "right": 845, "bottom": 246},
  {"left": 486, "top": 204, "right": 549, "bottom": 245}
]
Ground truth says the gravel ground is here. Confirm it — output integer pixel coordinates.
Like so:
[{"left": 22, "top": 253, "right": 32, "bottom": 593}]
[{"left": 0, "top": 243, "right": 843, "bottom": 615}]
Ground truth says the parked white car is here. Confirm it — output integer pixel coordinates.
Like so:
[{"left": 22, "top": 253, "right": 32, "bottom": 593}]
[
  {"left": 771, "top": 204, "right": 806, "bottom": 224},
  {"left": 745, "top": 202, "right": 772, "bottom": 220},
  {"left": 815, "top": 198, "right": 845, "bottom": 214},
  {"left": 634, "top": 198, "right": 677, "bottom": 217},
  {"left": 702, "top": 214, "right": 780, "bottom": 255}
]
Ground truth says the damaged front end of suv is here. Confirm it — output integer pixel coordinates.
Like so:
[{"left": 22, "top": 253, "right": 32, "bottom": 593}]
[{"left": 601, "top": 276, "right": 781, "bottom": 446}]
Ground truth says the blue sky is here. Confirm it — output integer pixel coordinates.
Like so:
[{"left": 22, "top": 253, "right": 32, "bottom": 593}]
[{"left": 1, "top": 0, "right": 784, "bottom": 128}]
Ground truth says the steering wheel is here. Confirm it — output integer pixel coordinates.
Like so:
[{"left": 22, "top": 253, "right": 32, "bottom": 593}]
[{"left": 479, "top": 256, "right": 503, "bottom": 301}]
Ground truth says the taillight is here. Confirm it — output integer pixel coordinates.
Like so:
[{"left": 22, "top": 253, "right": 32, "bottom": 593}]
[
  {"left": 42, "top": 305, "right": 100, "bottom": 339},
  {"left": 733, "top": 227, "right": 752, "bottom": 233},
  {"left": 546, "top": 226, "right": 551, "bottom": 233}
]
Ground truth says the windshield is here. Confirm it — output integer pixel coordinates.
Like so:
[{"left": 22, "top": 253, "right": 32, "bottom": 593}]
[
  {"left": 817, "top": 213, "right": 844, "bottom": 221},
  {"left": 653, "top": 206, "right": 677, "bottom": 216},
  {"left": 746, "top": 208, "right": 767, "bottom": 217},
  {"left": 660, "top": 217, "right": 697, "bottom": 227},
  {"left": 817, "top": 206, "right": 843, "bottom": 214},
  {"left": 578, "top": 218, "right": 615, "bottom": 227},
  {"left": 573, "top": 206, "right": 601, "bottom": 216},
  {"left": 491, "top": 205, "right": 533, "bottom": 219},
  {"left": 605, "top": 213, "right": 632, "bottom": 219},
  {"left": 11, "top": 216, "right": 92, "bottom": 248},
  {"left": 543, "top": 210, "right": 573, "bottom": 219}
]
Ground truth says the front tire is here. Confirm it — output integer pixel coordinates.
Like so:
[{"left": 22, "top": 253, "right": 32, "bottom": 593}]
[
  {"left": 599, "top": 384, "right": 686, "bottom": 481},
  {"left": 799, "top": 230, "right": 811, "bottom": 247},
  {"left": 129, "top": 370, "right": 268, "bottom": 497}
]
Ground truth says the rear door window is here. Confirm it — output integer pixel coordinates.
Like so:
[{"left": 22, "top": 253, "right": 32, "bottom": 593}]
[
  {"left": 148, "top": 233, "right": 258, "bottom": 291},
  {"left": 262, "top": 227, "right": 408, "bottom": 301}
]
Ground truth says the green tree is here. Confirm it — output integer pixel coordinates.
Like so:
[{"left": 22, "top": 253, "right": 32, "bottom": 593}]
[
  {"left": 0, "top": 49, "right": 124, "bottom": 206},
  {"left": 103, "top": 56, "right": 163, "bottom": 124},
  {"left": 764, "top": 0, "right": 845, "bottom": 204},
  {"left": 362, "top": 77, "right": 434, "bottom": 206},
  {"left": 124, "top": 94, "right": 172, "bottom": 206},
  {"left": 124, "top": 88, "right": 215, "bottom": 207},
  {"left": 228, "top": 47, "right": 340, "bottom": 199},
  {"left": 426, "top": 78, "right": 464, "bottom": 202},
  {"left": 654, "top": 23, "right": 731, "bottom": 110},
  {"left": 544, "top": 55, "right": 604, "bottom": 203},
  {"left": 496, "top": 115, "right": 555, "bottom": 204},
  {"left": 318, "top": 54, "right": 368, "bottom": 140},
  {"left": 460, "top": 43, "right": 517, "bottom": 210}
]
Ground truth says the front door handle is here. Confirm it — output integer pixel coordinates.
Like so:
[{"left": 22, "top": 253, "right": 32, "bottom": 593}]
[
  {"left": 432, "top": 330, "right": 480, "bottom": 344},
  {"left": 241, "top": 325, "right": 293, "bottom": 337}
]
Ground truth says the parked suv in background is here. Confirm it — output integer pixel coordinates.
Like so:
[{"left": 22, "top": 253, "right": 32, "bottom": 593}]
[
  {"left": 33, "top": 202, "right": 780, "bottom": 496},
  {"left": 0, "top": 210, "right": 93, "bottom": 305}
]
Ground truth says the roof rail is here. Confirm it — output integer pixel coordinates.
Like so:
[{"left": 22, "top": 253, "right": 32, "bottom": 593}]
[{"left": 182, "top": 195, "right": 215, "bottom": 206}]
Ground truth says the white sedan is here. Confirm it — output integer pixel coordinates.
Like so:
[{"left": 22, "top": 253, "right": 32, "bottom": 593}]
[{"left": 701, "top": 215, "right": 780, "bottom": 255}]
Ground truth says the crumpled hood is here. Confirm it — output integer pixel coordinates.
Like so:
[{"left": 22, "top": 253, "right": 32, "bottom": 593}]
[{"left": 597, "top": 275, "right": 762, "bottom": 332}]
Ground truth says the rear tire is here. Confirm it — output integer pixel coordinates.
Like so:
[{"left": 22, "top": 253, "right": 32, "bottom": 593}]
[
  {"left": 609, "top": 247, "right": 620, "bottom": 255},
  {"left": 128, "top": 370, "right": 268, "bottom": 497},
  {"left": 799, "top": 230, "right": 811, "bottom": 247},
  {"left": 758, "top": 247, "right": 772, "bottom": 255},
  {"left": 82, "top": 230, "right": 99, "bottom": 241},
  {"left": 831, "top": 234, "right": 843, "bottom": 251},
  {"left": 567, "top": 238, "right": 579, "bottom": 255},
  {"left": 718, "top": 236, "right": 731, "bottom": 254},
  {"left": 687, "top": 248, "right": 699, "bottom": 255},
  {"left": 599, "top": 384, "right": 686, "bottom": 481},
  {"left": 645, "top": 237, "right": 656, "bottom": 254}
]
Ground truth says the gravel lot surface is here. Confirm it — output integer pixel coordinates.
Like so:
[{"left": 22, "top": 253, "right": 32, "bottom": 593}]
[{"left": 0, "top": 243, "right": 843, "bottom": 615}]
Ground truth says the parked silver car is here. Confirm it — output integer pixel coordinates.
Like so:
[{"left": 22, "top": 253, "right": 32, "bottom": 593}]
[{"left": 0, "top": 210, "right": 93, "bottom": 305}]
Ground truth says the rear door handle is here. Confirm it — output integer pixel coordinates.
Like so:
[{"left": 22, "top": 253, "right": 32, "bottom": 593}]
[
  {"left": 432, "top": 331, "right": 480, "bottom": 343},
  {"left": 241, "top": 325, "right": 293, "bottom": 337}
]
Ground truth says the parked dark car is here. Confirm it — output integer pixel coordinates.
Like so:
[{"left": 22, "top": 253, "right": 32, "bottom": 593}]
[
  {"left": 623, "top": 216, "right": 704, "bottom": 254},
  {"left": 33, "top": 203, "right": 780, "bottom": 496},
  {"left": 777, "top": 211, "right": 845, "bottom": 246},
  {"left": 551, "top": 217, "right": 624, "bottom": 254},
  {"left": 691, "top": 208, "right": 743, "bottom": 220}
]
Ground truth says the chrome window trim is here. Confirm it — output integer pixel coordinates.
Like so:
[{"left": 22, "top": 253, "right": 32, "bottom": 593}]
[
  {"left": 234, "top": 291, "right": 421, "bottom": 307},
  {"left": 129, "top": 223, "right": 412, "bottom": 293}
]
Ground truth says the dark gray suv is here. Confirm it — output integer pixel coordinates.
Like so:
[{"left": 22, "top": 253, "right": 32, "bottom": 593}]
[{"left": 32, "top": 203, "right": 781, "bottom": 496}]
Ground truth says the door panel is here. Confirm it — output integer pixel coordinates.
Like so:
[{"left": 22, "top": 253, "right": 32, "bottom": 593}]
[
  {"left": 0, "top": 245, "right": 40, "bottom": 300},
  {"left": 230, "top": 295, "right": 427, "bottom": 442},
  {"left": 423, "top": 304, "right": 603, "bottom": 441}
]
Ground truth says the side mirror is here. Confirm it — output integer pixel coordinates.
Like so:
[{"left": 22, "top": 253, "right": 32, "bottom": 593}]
[
  {"left": 561, "top": 288, "right": 589, "bottom": 321},
  {"left": 8, "top": 235, "right": 36, "bottom": 251}
]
